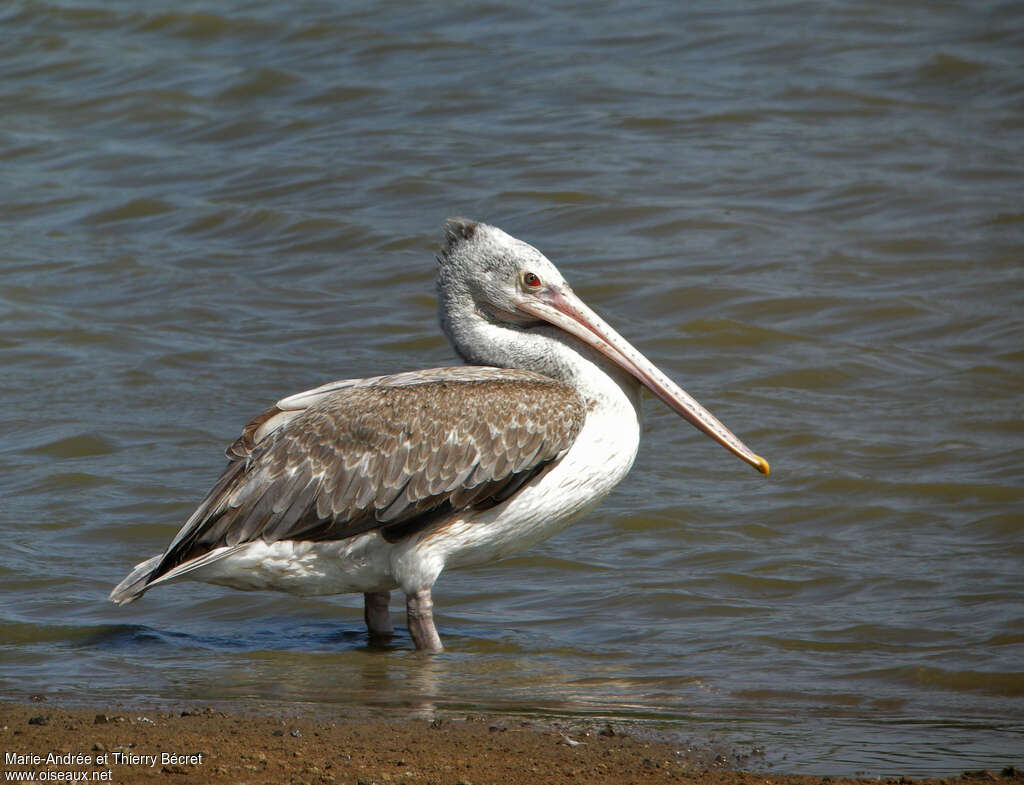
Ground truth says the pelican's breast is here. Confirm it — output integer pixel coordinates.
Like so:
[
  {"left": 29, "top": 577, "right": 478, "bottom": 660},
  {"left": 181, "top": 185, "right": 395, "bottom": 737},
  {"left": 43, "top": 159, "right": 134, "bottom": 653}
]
[{"left": 421, "top": 363, "right": 644, "bottom": 572}]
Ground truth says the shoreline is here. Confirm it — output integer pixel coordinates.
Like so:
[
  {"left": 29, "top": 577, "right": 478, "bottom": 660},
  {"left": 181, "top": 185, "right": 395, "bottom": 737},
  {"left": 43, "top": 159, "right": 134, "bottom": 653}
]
[{"left": 2, "top": 701, "right": 1020, "bottom": 785}]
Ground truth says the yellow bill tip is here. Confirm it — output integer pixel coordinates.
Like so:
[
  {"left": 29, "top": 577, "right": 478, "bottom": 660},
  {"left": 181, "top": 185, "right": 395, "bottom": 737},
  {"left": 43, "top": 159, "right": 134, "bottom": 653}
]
[{"left": 755, "top": 455, "right": 770, "bottom": 476}]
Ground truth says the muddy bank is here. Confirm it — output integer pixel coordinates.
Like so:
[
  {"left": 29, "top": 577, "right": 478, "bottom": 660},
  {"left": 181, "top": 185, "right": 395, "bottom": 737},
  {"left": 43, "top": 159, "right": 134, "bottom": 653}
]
[{"left": 2, "top": 702, "right": 1020, "bottom": 785}]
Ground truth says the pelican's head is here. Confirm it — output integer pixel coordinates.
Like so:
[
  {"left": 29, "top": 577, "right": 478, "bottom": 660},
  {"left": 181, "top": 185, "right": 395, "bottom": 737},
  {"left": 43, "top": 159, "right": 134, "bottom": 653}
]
[
  {"left": 437, "top": 218, "right": 568, "bottom": 328},
  {"left": 436, "top": 218, "right": 769, "bottom": 475}
]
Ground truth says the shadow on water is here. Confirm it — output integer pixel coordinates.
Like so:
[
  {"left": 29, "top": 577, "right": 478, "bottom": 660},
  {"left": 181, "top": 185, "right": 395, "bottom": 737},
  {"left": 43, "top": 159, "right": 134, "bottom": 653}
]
[
  {"left": 71, "top": 620, "right": 556, "bottom": 723},
  {"left": 71, "top": 618, "right": 628, "bottom": 718},
  {"left": 82, "top": 620, "right": 411, "bottom": 654}
]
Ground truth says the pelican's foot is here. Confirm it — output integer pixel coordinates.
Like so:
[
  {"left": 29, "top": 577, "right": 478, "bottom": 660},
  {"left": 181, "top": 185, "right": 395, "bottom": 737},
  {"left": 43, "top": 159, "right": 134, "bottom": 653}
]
[
  {"left": 406, "top": 588, "right": 443, "bottom": 652},
  {"left": 364, "top": 591, "right": 394, "bottom": 640}
]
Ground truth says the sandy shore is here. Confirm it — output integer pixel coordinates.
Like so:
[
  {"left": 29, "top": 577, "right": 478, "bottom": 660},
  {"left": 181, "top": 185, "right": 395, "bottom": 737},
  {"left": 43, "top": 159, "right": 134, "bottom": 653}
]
[{"left": 1, "top": 701, "right": 1019, "bottom": 785}]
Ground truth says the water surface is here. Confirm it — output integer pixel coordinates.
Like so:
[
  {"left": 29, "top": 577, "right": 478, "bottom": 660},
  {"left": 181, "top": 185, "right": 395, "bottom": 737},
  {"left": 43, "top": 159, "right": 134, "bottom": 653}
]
[{"left": 2, "top": 0, "right": 1022, "bottom": 775}]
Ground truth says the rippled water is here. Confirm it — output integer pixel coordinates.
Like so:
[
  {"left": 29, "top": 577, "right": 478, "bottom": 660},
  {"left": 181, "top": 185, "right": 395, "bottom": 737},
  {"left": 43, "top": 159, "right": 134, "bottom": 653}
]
[{"left": 2, "top": 0, "right": 1022, "bottom": 776}]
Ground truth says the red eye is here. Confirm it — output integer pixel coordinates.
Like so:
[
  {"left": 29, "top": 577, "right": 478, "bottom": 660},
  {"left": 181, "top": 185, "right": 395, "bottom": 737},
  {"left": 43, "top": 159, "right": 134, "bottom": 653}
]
[{"left": 523, "top": 272, "right": 541, "bottom": 288}]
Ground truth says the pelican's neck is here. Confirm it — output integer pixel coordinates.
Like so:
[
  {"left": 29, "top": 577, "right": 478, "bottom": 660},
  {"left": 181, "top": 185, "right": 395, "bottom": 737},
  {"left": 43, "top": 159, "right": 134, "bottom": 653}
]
[{"left": 441, "top": 302, "right": 642, "bottom": 413}]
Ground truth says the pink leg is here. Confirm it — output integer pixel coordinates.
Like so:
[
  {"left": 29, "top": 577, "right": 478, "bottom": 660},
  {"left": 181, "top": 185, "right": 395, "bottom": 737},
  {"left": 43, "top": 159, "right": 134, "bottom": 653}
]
[
  {"left": 363, "top": 591, "right": 393, "bottom": 638},
  {"left": 405, "top": 588, "right": 443, "bottom": 651}
]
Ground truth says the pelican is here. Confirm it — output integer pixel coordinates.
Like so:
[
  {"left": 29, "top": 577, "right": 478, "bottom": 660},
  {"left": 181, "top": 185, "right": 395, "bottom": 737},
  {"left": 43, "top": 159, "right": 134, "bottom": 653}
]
[{"left": 110, "top": 219, "right": 769, "bottom": 650}]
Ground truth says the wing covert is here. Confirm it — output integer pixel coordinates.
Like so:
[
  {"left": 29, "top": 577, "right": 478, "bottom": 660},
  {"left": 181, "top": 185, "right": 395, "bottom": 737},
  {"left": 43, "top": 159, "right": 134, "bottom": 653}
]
[{"left": 150, "top": 368, "right": 585, "bottom": 579}]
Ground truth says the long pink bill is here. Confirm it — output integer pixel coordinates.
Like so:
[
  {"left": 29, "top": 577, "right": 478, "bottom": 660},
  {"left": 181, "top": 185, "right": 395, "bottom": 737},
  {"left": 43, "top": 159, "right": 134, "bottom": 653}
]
[{"left": 519, "top": 285, "right": 770, "bottom": 475}]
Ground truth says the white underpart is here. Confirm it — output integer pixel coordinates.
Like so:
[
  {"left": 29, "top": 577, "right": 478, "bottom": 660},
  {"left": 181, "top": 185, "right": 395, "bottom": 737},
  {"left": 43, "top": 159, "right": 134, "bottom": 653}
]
[{"left": 174, "top": 355, "right": 643, "bottom": 598}]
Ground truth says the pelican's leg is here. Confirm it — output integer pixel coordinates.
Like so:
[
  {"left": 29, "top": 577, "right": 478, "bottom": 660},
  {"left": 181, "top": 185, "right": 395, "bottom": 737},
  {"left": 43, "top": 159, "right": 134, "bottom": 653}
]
[
  {"left": 405, "top": 588, "right": 443, "bottom": 651},
  {"left": 363, "top": 591, "right": 394, "bottom": 638}
]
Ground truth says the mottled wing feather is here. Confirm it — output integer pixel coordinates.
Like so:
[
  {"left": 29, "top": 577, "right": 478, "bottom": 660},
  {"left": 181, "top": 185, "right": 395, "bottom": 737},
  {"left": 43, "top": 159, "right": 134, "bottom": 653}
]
[{"left": 148, "top": 367, "right": 585, "bottom": 580}]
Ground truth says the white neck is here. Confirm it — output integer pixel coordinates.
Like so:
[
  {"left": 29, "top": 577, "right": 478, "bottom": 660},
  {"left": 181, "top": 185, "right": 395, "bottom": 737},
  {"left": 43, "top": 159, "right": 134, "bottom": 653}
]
[{"left": 442, "top": 304, "right": 643, "bottom": 415}]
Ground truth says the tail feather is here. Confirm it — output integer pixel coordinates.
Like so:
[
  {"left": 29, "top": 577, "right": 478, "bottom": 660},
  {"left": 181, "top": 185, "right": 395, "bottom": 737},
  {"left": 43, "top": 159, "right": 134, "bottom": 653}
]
[{"left": 108, "top": 555, "right": 162, "bottom": 605}]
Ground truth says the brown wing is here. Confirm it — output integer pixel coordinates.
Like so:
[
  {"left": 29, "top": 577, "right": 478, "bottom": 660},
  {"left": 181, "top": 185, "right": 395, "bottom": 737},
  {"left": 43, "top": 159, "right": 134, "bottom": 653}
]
[{"left": 147, "top": 368, "right": 585, "bottom": 581}]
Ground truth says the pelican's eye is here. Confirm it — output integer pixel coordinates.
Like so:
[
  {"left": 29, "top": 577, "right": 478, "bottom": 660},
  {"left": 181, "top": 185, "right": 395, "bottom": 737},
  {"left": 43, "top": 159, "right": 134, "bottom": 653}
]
[{"left": 522, "top": 271, "right": 542, "bottom": 289}]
